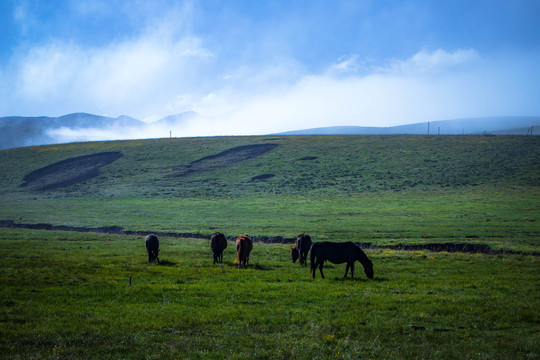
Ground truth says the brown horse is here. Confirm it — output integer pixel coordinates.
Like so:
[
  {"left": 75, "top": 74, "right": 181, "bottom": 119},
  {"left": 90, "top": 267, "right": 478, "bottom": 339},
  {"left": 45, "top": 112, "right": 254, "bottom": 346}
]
[
  {"left": 291, "top": 233, "right": 312, "bottom": 266},
  {"left": 235, "top": 234, "right": 253, "bottom": 268},
  {"left": 210, "top": 232, "right": 227, "bottom": 264},
  {"left": 310, "top": 241, "right": 373, "bottom": 279}
]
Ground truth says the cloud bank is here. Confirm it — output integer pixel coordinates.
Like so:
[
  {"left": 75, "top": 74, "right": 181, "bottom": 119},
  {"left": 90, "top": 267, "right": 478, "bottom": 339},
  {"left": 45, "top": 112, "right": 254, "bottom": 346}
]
[
  {"left": 1, "top": 1, "right": 540, "bottom": 139},
  {"left": 183, "top": 48, "right": 540, "bottom": 136}
]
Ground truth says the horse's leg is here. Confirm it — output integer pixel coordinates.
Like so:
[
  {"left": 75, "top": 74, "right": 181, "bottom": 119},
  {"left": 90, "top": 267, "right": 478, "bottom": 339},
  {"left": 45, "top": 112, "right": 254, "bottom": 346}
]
[
  {"left": 319, "top": 261, "right": 325, "bottom": 279},
  {"left": 344, "top": 263, "right": 349, "bottom": 278},
  {"left": 312, "top": 258, "right": 320, "bottom": 278}
]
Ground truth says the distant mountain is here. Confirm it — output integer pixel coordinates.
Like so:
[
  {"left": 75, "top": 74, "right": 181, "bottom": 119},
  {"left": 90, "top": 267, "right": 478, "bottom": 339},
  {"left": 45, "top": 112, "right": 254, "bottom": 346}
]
[
  {"left": 0, "top": 112, "right": 195, "bottom": 150},
  {"left": 0, "top": 113, "right": 146, "bottom": 150},
  {"left": 276, "top": 117, "right": 540, "bottom": 136},
  {"left": 151, "top": 111, "right": 198, "bottom": 128}
]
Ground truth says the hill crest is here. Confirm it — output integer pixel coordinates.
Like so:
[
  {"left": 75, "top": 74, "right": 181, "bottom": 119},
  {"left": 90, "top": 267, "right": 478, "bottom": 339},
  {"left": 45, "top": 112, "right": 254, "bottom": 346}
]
[
  {"left": 1, "top": 113, "right": 538, "bottom": 150},
  {"left": 276, "top": 117, "right": 540, "bottom": 136}
]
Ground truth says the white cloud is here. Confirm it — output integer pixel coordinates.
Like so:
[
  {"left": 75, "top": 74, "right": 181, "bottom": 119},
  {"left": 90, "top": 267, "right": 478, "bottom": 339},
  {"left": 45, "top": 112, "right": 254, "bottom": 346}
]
[
  {"left": 327, "top": 54, "right": 361, "bottom": 74},
  {"left": 5, "top": 20, "right": 214, "bottom": 120},
  {"left": 3, "top": 38, "right": 540, "bottom": 140},
  {"left": 188, "top": 48, "right": 540, "bottom": 135},
  {"left": 381, "top": 48, "right": 480, "bottom": 75}
]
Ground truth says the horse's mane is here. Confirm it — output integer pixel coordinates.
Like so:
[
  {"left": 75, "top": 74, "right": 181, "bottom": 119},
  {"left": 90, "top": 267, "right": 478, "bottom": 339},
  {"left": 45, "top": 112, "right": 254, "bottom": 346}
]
[{"left": 354, "top": 244, "right": 371, "bottom": 263}]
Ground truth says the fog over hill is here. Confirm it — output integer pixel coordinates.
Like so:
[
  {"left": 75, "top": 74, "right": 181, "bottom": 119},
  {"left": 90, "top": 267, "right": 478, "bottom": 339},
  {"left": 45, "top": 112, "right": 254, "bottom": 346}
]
[
  {"left": 0, "top": 112, "right": 195, "bottom": 150},
  {"left": 0, "top": 113, "right": 539, "bottom": 150},
  {"left": 277, "top": 117, "right": 540, "bottom": 136}
]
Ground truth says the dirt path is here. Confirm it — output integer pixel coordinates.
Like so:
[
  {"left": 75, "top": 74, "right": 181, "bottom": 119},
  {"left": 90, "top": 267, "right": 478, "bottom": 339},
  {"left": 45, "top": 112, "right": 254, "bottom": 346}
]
[{"left": 1, "top": 219, "right": 536, "bottom": 256}]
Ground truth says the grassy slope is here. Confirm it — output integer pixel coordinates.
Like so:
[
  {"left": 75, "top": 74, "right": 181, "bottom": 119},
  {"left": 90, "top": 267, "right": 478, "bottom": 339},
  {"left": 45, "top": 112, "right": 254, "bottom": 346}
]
[
  {"left": 0, "top": 135, "right": 538, "bottom": 252},
  {"left": 0, "top": 135, "right": 538, "bottom": 198}
]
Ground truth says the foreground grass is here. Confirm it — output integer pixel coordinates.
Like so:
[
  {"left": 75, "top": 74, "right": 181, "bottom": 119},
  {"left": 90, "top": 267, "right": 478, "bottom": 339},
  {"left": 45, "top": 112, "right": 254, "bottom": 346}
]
[{"left": 1, "top": 229, "right": 538, "bottom": 359}]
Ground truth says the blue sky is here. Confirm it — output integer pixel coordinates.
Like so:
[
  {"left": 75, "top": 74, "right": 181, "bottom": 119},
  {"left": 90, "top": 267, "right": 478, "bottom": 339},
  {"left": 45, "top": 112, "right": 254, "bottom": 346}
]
[{"left": 1, "top": 0, "right": 539, "bottom": 136}]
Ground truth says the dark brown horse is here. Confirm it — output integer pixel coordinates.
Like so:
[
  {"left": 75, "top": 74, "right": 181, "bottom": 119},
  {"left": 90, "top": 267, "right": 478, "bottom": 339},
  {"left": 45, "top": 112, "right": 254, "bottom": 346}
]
[
  {"left": 210, "top": 232, "right": 227, "bottom": 264},
  {"left": 235, "top": 234, "right": 253, "bottom": 268},
  {"left": 310, "top": 241, "right": 373, "bottom": 279},
  {"left": 291, "top": 233, "right": 312, "bottom": 266},
  {"left": 145, "top": 234, "right": 160, "bottom": 263}
]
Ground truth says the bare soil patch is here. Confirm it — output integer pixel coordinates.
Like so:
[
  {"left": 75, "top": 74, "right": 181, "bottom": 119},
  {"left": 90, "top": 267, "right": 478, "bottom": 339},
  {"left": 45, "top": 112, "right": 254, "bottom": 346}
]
[
  {"left": 250, "top": 174, "right": 275, "bottom": 182},
  {"left": 20, "top": 152, "right": 123, "bottom": 190},
  {"left": 297, "top": 156, "right": 318, "bottom": 161},
  {"left": 173, "top": 144, "right": 278, "bottom": 176}
]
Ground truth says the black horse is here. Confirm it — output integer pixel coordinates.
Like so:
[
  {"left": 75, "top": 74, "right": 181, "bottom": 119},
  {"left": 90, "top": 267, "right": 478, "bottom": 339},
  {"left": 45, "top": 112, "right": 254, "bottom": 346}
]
[
  {"left": 145, "top": 234, "right": 160, "bottom": 263},
  {"left": 210, "top": 232, "right": 228, "bottom": 264},
  {"left": 291, "top": 233, "right": 312, "bottom": 266},
  {"left": 310, "top": 241, "right": 373, "bottom": 279}
]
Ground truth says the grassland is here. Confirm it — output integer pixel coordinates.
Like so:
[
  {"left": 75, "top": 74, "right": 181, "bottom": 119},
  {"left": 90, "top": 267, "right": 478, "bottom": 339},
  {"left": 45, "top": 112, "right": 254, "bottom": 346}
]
[
  {"left": 0, "top": 135, "right": 538, "bottom": 199},
  {"left": 0, "top": 135, "right": 539, "bottom": 359},
  {"left": 1, "top": 229, "right": 538, "bottom": 359}
]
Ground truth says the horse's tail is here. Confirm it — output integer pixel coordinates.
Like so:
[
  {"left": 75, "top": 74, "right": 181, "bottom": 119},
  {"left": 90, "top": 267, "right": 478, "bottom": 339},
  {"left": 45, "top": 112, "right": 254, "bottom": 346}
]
[
  {"left": 310, "top": 242, "right": 317, "bottom": 272},
  {"left": 235, "top": 240, "right": 242, "bottom": 264}
]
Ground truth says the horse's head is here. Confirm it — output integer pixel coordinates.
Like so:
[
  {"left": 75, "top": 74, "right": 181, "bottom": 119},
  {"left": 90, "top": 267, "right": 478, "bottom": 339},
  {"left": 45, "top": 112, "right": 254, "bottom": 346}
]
[
  {"left": 364, "top": 260, "right": 374, "bottom": 279},
  {"left": 291, "top": 247, "right": 299, "bottom": 263}
]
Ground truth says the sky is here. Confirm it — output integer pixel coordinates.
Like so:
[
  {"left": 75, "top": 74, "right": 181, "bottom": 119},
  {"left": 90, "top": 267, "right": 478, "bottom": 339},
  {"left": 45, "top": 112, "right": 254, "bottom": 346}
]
[{"left": 1, "top": 0, "right": 539, "bottom": 137}]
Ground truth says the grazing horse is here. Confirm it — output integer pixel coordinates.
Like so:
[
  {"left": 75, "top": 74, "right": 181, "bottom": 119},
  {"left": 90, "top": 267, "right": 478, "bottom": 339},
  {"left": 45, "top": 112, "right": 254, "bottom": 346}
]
[
  {"left": 145, "top": 234, "right": 160, "bottom": 263},
  {"left": 310, "top": 241, "right": 373, "bottom": 279},
  {"left": 291, "top": 233, "right": 312, "bottom": 266},
  {"left": 235, "top": 234, "right": 253, "bottom": 268},
  {"left": 210, "top": 232, "right": 228, "bottom": 264}
]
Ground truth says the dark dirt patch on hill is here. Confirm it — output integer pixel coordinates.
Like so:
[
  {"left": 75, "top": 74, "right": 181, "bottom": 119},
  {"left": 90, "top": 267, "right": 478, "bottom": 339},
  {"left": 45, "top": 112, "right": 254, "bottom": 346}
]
[
  {"left": 250, "top": 174, "right": 275, "bottom": 182},
  {"left": 173, "top": 144, "right": 278, "bottom": 176},
  {"left": 297, "top": 156, "right": 318, "bottom": 161},
  {"left": 20, "top": 152, "right": 123, "bottom": 190}
]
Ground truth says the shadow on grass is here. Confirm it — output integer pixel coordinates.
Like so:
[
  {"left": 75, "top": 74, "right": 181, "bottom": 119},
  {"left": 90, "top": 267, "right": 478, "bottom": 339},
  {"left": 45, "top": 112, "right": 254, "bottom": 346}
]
[
  {"left": 157, "top": 260, "right": 177, "bottom": 267},
  {"left": 252, "top": 263, "right": 275, "bottom": 271},
  {"left": 211, "top": 262, "right": 276, "bottom": 271},
  {"left": 327, "top": 276, "right": 389, "bottom": 282}
]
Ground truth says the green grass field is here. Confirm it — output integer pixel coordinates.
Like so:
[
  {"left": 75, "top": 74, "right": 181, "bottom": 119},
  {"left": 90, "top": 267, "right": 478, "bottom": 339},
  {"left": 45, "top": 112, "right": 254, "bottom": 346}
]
[
  {"left": 0, "top": 135, "right": 539, "bottom": 359},
  {"left": 0, "top": 229, "right": 538, "bottom": 359}
]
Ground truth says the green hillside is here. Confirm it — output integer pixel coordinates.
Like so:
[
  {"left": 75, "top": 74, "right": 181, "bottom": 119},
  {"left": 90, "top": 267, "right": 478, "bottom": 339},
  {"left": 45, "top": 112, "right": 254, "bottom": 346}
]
[
  {"left": 1, "top": 135, "right": 538, "bottom": 198},
  {"left": 0, "top": 135, "right": 539, "bottom": 251}
]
